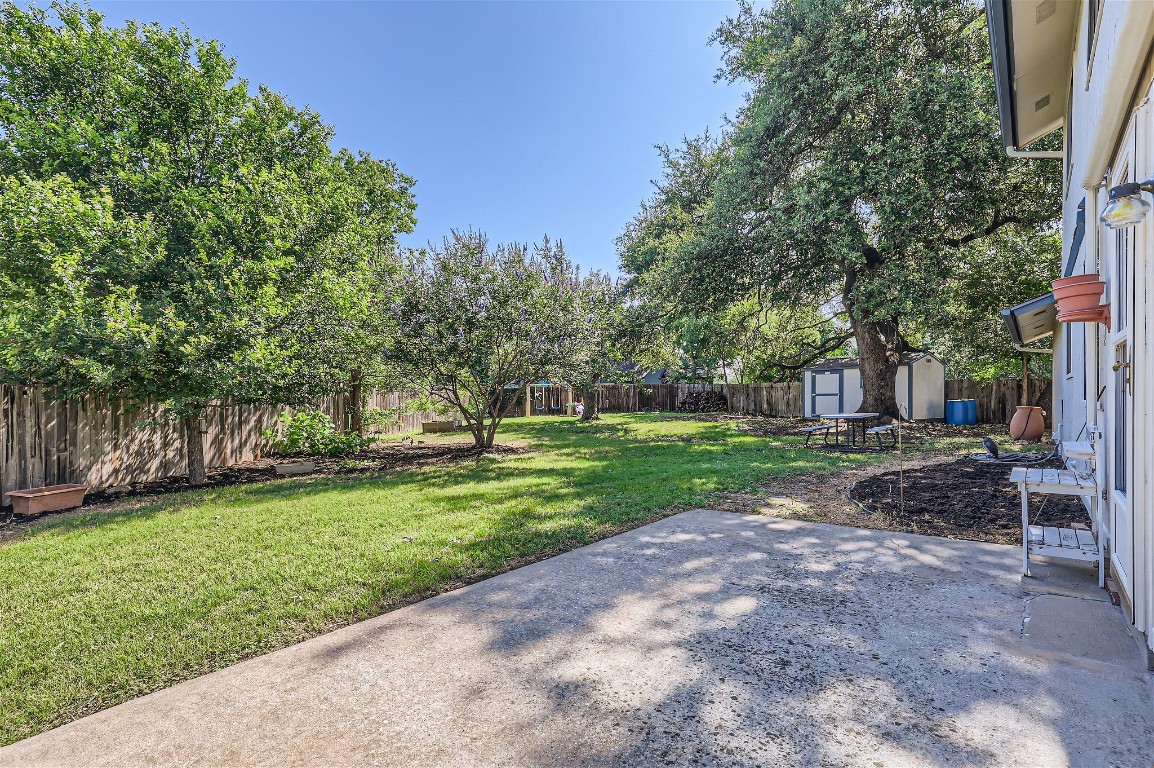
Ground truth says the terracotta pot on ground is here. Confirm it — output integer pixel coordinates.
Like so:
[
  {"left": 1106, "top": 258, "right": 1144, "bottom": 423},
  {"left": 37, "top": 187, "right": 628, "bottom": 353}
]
[
  {"left": 1009, "top": 405, "right": 1045, "bottom": 441},
  {"left": 1052, "top": 276, "right": 1106, "bottom": 313},
  {"left": 6, "top": 483, "right": 88, "bottom": 516}
]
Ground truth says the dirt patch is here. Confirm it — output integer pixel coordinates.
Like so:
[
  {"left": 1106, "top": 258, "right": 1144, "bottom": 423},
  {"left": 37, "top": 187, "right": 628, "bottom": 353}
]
[
  {"left": 639, "top": 413, "right": 821, "bottom": 438},
  {"left": 734, "top": 417, "right": 816, "bottom": 438},
  {"left": 717, "top": 454, "right": 1090, "bottom": 546}
]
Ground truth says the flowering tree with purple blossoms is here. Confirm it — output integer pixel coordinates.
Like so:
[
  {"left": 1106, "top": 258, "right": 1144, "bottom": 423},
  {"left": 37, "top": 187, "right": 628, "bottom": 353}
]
[{"left": 393, "top": 231, "right": 612, "bottom": 448}]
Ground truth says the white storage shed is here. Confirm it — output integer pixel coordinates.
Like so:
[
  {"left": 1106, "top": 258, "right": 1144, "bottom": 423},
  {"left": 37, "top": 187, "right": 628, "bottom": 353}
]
[{"left": 802, "top": 353, "right": 946, "bottom": 420}]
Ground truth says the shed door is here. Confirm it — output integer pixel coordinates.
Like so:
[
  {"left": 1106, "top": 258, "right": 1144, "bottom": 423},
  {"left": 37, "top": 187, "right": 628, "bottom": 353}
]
[{"left": 810, "top": 371, "right": 842, "bottom": 416}]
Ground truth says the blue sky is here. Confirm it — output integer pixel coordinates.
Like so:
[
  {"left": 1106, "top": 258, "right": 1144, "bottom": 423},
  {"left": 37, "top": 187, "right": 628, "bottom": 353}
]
[{"left": 90, "top": 1, "right": 746, "bottom": 275}]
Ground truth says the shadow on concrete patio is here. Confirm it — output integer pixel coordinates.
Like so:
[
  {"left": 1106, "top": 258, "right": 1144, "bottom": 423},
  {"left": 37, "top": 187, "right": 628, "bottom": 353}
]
[{"left": 3, "top": 511, "right": 1151, "bottom": 767}]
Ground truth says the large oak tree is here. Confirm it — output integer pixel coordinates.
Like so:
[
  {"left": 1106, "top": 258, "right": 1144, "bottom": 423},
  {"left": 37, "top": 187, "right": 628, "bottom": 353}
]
[{"left": 622, "top": 0, "right": 1060, "bottom": 418}]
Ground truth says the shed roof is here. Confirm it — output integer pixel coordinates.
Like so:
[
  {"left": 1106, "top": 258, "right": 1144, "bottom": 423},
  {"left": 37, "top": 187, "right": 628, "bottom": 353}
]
[{"left": 804, "top": 353, "right": 941, "bottom": 371}]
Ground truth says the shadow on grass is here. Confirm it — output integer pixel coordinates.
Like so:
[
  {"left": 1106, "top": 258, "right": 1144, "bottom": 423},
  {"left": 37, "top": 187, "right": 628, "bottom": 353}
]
[{"left": 0, "top": 415, "right": 889, "bottom": 746}]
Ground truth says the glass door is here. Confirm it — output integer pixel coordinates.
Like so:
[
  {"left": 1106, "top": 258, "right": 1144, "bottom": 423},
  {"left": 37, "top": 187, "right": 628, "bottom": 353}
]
[
  {"left": 1107, "top": 178, "right": 1135, "bottom": 600},
  {"left": 1112, "top": 340, "right": 1133, "bottom": 595}
]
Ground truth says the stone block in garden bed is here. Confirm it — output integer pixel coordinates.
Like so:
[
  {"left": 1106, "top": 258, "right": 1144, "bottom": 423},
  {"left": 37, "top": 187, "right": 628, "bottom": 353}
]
[{"left": 273, "top": 461, "right": 316, "bottom": 476}]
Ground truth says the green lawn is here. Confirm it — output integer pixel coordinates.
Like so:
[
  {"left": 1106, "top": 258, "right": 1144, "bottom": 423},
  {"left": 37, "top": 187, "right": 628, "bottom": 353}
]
[{"left": 0, "top": 414, "right": 886, "bottom": 745}]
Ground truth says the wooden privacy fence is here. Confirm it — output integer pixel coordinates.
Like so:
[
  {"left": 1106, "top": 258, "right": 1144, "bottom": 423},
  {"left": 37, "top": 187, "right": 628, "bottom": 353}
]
[
  {"left": 1, "top": 379, "right": 1051, "bottom": 497},
  {"left": 0, "top": 386, "right": 441, "bottom": 500},
  {"left": 514, "top": 383, "right": 803, "bottom": 418},
  {"left": 522, "top": 381, "right": 1049, "bottom": 423}
]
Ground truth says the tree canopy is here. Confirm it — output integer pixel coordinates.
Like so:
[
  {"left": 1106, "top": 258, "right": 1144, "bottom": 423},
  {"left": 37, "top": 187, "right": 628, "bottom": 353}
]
[
  {"left": 0, "top": 2, "right": 415, "bottom": 482},
  {"left": 392, "top": 231, "right": 618, "bottom": 446},
  {"left": 620, "top": 0, "right": 1061, "bottom": 416}
]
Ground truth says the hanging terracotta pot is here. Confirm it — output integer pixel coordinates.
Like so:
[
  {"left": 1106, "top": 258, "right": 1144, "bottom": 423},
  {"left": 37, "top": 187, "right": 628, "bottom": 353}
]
[
  {"left": 1051, "top": 273, "right": 1102, "bottom": 289},
  {"left": 1052, "top": 275, "right": 1106, "bottom": 313},
  {"left": 1056, "top": 303, "right": 1111, "bottom": 330},
  {"left": 1009, "top": 405, "right": 1045, "bottom": 441}
]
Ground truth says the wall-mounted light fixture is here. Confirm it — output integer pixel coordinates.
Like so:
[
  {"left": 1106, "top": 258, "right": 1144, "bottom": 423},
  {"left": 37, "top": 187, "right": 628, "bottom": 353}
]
[{"left": 1100, "top": 179, "right": 1154, "bottom": 229}]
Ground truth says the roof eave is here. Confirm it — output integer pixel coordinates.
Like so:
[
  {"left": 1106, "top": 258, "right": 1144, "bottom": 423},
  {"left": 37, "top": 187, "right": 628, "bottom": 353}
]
[
  {"left": 986, "top": 0, "right": 1020, "bottom": 151},
  {"left": 1001, "top": 291, "right": 1057, "bottom": 346}
]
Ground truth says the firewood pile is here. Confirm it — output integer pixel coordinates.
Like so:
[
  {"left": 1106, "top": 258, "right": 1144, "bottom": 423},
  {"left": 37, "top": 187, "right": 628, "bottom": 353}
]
[{"left": 676, "top": 391, "right": 729, "bottom": 413}]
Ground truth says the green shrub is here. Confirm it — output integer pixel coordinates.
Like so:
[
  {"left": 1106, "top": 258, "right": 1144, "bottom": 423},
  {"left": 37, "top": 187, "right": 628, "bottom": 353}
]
[
  {"left": 262, "top": 410, "right": 373, "bottom": 457},
  {"left": 406, "top": 393, "right": 456, "bottom": 419}
]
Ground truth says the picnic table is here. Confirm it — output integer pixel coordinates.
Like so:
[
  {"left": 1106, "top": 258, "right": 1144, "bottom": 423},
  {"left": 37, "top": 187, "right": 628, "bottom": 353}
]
[{"left": 819, "top": 412, "right": 881, "bottom": 451}]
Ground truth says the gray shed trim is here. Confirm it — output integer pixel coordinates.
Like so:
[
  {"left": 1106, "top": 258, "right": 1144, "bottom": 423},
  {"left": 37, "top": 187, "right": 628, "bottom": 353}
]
[{"left": 803, "top": 353, "right": 942, "bottom": 372}]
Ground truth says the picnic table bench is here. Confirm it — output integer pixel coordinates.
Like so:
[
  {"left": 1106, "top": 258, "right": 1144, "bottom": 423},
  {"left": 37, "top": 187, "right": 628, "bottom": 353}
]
[
  {"left": 800, "top": 423, "right": 836, "bottom": 447},
  {"left": 865, "top": 423, "right": 898, "bottom": 449},
  {"left": 1010, "top": 465, "right": 1102, "bottom": 586}
]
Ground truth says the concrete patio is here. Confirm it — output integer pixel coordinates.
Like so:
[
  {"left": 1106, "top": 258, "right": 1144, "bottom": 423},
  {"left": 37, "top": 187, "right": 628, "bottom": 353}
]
[{"left": 3, "top": 510, "right": 1152, "bottom": 767}]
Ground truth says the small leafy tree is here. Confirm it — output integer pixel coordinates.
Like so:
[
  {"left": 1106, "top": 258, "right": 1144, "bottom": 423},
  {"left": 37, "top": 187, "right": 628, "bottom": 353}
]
[
  {"left": 392, "top": 231, "right": 603, "bottom": 447},
  {"left": 560, "top": 273, "right": 623, "bottom": 422}
]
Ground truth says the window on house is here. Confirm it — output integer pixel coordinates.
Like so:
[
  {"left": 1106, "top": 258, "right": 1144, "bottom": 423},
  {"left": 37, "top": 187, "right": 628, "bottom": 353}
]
[
  {"left": 1064, "top": 325, "right": 1073, "bottom": 377},
  {"left": 1114, "top": 343, "right": 1129, "bottom": 494}
]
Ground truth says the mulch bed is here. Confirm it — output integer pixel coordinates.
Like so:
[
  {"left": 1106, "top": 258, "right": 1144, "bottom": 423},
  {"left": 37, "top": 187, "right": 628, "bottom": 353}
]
[{"left": 849, "top": 457, "right": 1088, "bottom": 543}]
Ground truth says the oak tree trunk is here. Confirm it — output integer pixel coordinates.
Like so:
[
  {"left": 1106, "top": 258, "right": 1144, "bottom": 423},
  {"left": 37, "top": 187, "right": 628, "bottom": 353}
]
[
  {"left": 578, "top": 386, "right": 600, "bottom": 422},
  {"left": 184, "top": 411, "right": 207, "bottom": 486},
  {"left": 852, "top": 315, "right": 902, "bottom": 421}
]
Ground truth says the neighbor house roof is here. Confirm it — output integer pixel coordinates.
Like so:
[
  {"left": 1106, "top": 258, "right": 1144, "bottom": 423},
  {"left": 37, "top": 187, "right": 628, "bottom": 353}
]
[
  {"left": 1000, "top": 291, "right": 1057, "bottom": 346},
  {"left": 986, "top": 0, "right": 1077, "bottom": 150}
]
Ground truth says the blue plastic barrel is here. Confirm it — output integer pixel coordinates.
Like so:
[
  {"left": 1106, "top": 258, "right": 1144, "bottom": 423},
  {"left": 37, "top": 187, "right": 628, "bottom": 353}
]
[
  {"left": 945, "top": 400, "right": 966, "bottom": 425},
  {"left": 962, "top": 399, "right": 978, "bottom": 425}
]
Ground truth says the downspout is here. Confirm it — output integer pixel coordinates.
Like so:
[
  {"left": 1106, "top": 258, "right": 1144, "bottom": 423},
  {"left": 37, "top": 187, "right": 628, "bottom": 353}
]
[{"left": 1085, "top": 184, "right": 1106, "bottom": 502}]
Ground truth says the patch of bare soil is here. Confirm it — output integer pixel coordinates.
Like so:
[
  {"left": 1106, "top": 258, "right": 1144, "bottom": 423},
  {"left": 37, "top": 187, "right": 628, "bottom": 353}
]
[
  {"left": 715, "top": 454, "right": 1089, "bottom": 546},
  {"left": 643, "top": 412, "right": 816, "bottom": 438},
  {"left": 734, "top": 417, "right": 816, "bottom": 438},
  {"left": 1, "top": 440, "right": 531, "bottom": 537},
  {"left": 650, "top": 413, "right": 1041, "bottom": 446},
  {"left": 850, "top": 458, "right": 1086, "bottom": 544}
]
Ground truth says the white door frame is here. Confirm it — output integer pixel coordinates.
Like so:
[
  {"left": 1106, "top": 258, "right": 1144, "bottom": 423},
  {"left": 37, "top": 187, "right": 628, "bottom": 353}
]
[{"left": 1105, "top": 134, "right": 1137, "bottom": 607}]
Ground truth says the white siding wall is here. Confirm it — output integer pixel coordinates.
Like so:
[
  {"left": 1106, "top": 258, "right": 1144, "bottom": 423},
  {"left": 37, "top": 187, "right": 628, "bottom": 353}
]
[{"left": 1061, "top": 0, "right": 1154, "bottom": 657}]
